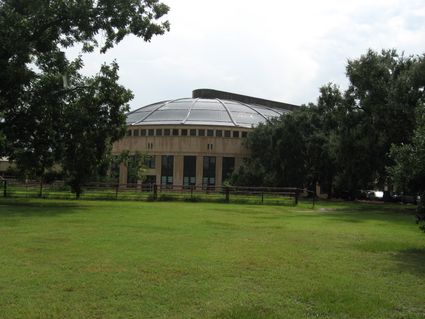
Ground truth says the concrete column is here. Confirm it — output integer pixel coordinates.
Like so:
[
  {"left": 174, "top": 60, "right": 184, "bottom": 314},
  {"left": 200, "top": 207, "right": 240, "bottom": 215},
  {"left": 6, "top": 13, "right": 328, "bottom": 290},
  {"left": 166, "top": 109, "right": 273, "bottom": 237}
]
[
  {"left": 196, "top": 155, "right": 203, "bottom": 187},
  {"left": 174, "top": 155, "right": 183, "bottom": 186},
  {"left": 216, "top": 156, "right": 223, "bottom": 187},
  {"left": 155, "top": 155, "right": 162, "bottom": 185},
  {"left": 119, "top": 163, "right": 128, "bottom": 185}
]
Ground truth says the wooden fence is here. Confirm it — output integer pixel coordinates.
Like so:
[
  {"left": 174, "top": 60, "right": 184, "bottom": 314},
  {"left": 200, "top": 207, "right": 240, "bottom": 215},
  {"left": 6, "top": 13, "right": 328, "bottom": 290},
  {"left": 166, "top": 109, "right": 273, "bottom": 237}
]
[{"left": 1, "top": 179, "right": 315, "bottom": 206}]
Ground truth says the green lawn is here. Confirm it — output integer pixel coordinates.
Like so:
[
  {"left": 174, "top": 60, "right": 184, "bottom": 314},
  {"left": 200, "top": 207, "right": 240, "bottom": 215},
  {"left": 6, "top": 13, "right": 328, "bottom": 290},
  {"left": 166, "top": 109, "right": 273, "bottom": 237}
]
[{"left": 0, "top": 199, "right": 424, "bottom": 319}]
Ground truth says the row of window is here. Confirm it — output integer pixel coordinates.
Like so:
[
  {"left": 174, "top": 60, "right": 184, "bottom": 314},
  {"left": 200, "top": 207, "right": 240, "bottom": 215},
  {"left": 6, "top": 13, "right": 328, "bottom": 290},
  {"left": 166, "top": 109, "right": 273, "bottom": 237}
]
[
  {"left": 126, "top": 128, "right": 249, "bottom": 138},
  {"left": 124, "top": 155, "right": 235, "bottom": 186},
  {"left": 160, "top": 155, "right": 235, "bottom": 187}
]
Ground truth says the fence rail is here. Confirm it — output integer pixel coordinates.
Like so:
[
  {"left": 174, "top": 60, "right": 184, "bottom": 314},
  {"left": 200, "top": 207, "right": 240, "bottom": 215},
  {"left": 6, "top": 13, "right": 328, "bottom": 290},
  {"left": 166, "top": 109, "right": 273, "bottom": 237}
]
[{"left": 1, "top": 179, "right": 315, "bottom": 206}]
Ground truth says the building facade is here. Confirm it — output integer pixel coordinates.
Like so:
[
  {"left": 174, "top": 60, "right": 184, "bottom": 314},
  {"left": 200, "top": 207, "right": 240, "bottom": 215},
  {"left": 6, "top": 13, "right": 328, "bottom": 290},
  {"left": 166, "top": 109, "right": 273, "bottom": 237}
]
[{"left": 112, "top": 89, "right": 297, "bottom": 187}]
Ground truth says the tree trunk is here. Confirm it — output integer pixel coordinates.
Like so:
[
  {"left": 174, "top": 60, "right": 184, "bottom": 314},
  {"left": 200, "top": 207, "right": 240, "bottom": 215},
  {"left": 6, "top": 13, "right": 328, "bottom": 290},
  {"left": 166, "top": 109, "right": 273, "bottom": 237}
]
[
  {"left": 417, "top": 191, "right": 425, "bottom": 214},
  {"left": 38, "top": 179, "right": 43, "bottom": 198}
]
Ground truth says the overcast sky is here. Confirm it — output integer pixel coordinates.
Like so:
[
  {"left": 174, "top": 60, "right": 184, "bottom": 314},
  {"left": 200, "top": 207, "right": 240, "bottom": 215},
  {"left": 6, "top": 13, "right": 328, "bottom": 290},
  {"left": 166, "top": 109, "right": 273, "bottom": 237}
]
[{"left": 68, "top": 0, "right": 425, "bottom": 110}]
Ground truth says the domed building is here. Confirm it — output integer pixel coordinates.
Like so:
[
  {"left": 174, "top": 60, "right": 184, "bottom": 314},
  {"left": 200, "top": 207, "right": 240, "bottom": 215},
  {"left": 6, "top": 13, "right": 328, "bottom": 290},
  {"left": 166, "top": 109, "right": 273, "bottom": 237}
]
[{"left": 112, "top": 89, "right": 298, "bottom": 187}]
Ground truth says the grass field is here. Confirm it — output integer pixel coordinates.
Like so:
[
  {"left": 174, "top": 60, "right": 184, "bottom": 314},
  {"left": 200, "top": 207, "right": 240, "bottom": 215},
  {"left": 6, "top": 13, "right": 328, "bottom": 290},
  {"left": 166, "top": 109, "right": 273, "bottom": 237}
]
[{"left": 0, "top": 199, "right": 424, "bottom": 319}]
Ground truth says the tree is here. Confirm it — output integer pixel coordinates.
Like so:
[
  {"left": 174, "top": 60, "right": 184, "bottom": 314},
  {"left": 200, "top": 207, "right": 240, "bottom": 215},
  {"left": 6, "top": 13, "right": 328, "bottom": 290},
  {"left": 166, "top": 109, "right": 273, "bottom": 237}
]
[
  {"left": 60, "top": 61, "right": 133, "bottom": 198},
  {"left": 307, "top": 84, "right": 344, "bottom": 197},
  {"left": 389, "top": 101, "right": 425, "bottom": 231},
  {"left": 118, "top": 150, "right": 149, "bottom": 184},
  {"left": 232, "top": 84, "right": 343, "bottom": 195},
  {"left": 0, "top": 0, "right": 170, "bottom": 154},
  {"left": 341, "top": 50, "right": 421, "bottom": 193},
  {"left": 3, "top": 67, "right": 66, "bottom": 195},
  {"left": 0, "top": 0, "right": 170, "bottom": 195},
  {"left": 232, "top": 108, "right": 312, "bottom": 188},
  {"left": 0, "top": 0, "right": 170, "bottom": 103},
  {"left": 389, "top": 101, "right": 425, "bottom": 202}
]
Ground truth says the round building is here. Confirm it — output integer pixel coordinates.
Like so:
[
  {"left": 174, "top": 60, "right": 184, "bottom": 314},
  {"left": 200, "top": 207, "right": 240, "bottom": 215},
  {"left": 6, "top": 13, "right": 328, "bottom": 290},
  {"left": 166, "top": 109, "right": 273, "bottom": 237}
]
[{"left": 112, "top": 89, "right": 297, "bottom": 187}]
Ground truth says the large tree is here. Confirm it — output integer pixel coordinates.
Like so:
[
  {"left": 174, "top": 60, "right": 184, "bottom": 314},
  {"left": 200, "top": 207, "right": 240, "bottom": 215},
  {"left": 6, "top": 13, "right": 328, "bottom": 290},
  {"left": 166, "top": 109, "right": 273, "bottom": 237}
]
[
  {"left": 0, "top": 0, "right": 169, "bottom": 108},
  {"left": 232, "top": 84, "right": 343, "bottom": 194},
  {"left": 60, "top": 61, "right": 133, "bottom": 197},
  {"left": 389, "top": 101, "right": 425, "bottom": 200},
  {"left": 0, "top": 0, "right": 170, "bottom": 195},
  {"left": 233, "top": 50, "right": 425, "bottom": 198},
  {"left": 232, "top": 107, "right": 314, "bottom": 189},
  {"left": 340, "top": 50, "right": 422, "bottom": 192}
]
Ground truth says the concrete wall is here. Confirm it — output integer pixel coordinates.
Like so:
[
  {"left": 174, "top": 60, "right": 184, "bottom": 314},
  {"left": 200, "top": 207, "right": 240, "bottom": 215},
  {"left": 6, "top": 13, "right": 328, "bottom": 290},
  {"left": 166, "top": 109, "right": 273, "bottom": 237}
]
[{"left": 112, "top": 125, "right": 251, "bottom": 187}]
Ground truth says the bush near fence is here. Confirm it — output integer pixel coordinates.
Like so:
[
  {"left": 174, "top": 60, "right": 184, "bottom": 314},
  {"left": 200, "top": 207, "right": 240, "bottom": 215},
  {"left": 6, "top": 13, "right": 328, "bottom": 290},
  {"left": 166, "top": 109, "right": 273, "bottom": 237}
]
[{"left": 0, "top": 179, "right": 315, "bottom": 206}]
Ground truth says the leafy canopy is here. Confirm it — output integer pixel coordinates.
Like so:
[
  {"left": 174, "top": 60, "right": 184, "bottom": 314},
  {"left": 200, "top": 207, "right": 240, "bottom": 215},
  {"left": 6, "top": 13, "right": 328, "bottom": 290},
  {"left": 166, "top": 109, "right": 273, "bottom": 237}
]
[{"left": 0, "top": 0, "right": 169, "bottom": 196}]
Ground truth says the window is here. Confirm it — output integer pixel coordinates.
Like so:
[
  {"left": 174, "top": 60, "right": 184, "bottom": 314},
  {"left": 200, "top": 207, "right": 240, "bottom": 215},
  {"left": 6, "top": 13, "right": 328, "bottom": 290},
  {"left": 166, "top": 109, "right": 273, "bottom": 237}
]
[
  {"left": 164, "top": 129, "right": 171, "bottom": 136},
  {"left": 216, "top": 130, "right": 223, "bottom": 137},
  {"left": 133, "top": 129, "right": 139, "bottom": 136},
  {"left": 183, "top": 156, "right": 196, "bottom": 187},
  {"left": 161, "top": 155, "right": 174, "bottom": 186},
  {"left": 222, "top": 157, "right": 235, "bottom": 182},
  {"left": 224, "top": 130, "right": 231, "bottom": 138},
  {"left": 172, "top": 129, "right": 179, "bottom": 136},
  {"left": 190, "top": 129, "right": 197, "bottom": 136},
  {"left": 233, "top": 131, "right": 240, "bottom": 138},
  {"left": 203, "top": 156, "right": 216, "bottom": 188},
  {"left": 198, "top": 129, "right": 205, "bottom": 136},
  {"left": 147, "top": 142, "right": 153, "bottom": 150},
  {"left": 127, "top": 130, "right": 132, "bottom": 136},
  {"left": 181, "top": 129, "right": 188, "bottom": 136},
  {"left": 140, "top": 129, "right": 147, "bottom": 136},
  {"left": 144, "top": 155, "right": 155, "bottom": 169},
  {"left": 156, "top": 129, "right": 163, "bottom": 136},
  {"left": 207, "top": 129, "right": 214, "bottom": 137},
  {"left": 242, "top": 131, "right": 248, "bottom": 138},
  {"left": 148, "top": 129, "right": 154, "bottom": 136}
]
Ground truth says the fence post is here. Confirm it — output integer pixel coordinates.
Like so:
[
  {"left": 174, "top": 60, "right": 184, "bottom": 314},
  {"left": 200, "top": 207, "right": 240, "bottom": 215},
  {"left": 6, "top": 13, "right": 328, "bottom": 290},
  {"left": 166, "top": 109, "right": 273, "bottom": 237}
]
[
  {"left": 225, "top": 186, "right": 230, "bottom": 203},
  {"left": 115, "top": 183, "right": 119, "bottom": 200},
  {"left": 312, "top": 190, "right": 316, "bottom": 209},
  {"left": 295, "top": 189, "right": 299, "bottom": 205},
  {"left": 190, "top": 185, "right": 194, "bottom": 200},
  {"left": 39, "top": 181, "right": 43, "bottom": 198},
  {"left": 153, "top": 184, "right": 158, "bottom": 200},
  {"left": 261, "top": 192, "right": 264, "bottom": 204},
  {"left": 3, "top": 180, "right": 6, "bottom": 197}
]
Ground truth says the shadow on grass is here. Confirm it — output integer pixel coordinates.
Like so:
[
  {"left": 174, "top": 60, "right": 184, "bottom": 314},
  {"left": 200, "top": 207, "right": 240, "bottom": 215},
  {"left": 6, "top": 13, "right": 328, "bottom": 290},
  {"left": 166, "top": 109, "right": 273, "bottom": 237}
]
[
  {"left": 393, "top": 248, "right": 425, "bottom": 276},
  {"left": 286, "top": 203, "right": 418, "bottom": 226},
  {"left": 0, "top": 198, "right": 83, "bottom": 218}
]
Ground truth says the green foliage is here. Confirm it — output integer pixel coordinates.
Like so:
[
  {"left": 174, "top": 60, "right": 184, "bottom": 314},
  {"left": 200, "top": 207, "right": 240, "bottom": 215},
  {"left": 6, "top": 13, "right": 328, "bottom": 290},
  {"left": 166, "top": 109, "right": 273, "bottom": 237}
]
[
  {"left": 118, "top": 150, "right": 149, "bottom": 183},
  {"left": 235, "top": 49, "right": 425, "bottom": 200},
  {"left": 60, "top": 62, "right": 133, "bottom": 197},
  {"left": 0, "top": 0, "right": 169, "bottom": 115},
  {"left": 339, "top": 49, "right": 420, "bottom": 191},
  {"left": 0, "top": 0, "right": 169, "bottom": 195},
  {"left": 4, "top": 65, "right": 68, "bottom": 180},
  {"left": 389, "top": 101, "right": 425, "bottom": 211},
  {"left": 232, "top": 84, "right": 343, "bottom": 194}
]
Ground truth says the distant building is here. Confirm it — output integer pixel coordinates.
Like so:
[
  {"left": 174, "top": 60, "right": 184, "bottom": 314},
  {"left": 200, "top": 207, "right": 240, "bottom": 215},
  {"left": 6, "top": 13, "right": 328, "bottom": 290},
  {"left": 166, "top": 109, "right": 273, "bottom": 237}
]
[{"left": 112, "top": 89, "right": 298, "bottom": 187}]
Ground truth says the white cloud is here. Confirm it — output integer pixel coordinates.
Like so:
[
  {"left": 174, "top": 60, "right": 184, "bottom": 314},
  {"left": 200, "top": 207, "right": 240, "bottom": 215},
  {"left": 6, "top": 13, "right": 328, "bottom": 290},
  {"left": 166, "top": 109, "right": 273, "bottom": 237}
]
[{"left": 67, "top": 0, "right": 425, "bottom": 109}]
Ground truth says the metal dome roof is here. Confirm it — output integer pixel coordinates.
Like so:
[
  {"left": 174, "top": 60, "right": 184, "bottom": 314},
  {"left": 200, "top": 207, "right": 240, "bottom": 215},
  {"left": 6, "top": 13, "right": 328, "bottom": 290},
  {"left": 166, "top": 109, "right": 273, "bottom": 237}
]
[{"left": 126, "top": 98, "right": 290, "bottom": 128}]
